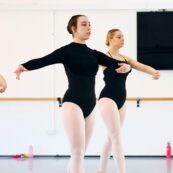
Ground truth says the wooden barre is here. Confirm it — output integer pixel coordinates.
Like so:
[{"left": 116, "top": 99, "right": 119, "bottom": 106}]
[
  {"left": 127, "top": 97, "right": 173, "bottom": 101},
  {"left": 0, "top": 97, "right": 57, "bottom": 101},
  {"left": 0, "top": 97, "right": 173, "bottom": 101}
]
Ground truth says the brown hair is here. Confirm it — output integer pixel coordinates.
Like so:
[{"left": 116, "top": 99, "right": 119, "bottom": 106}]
[
  {"left": 67, "top": 15, "right": 86, "bottom": 35},
  {"left": 105, "top": 29, "right": 120, "bottom": 46}
]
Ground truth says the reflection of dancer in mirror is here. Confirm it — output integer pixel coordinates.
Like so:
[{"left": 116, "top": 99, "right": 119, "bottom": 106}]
[
  {"left": 0, "top": 74, "right": 7, "bottom": 93},
  {"left": 14, "top": 15, "right": 127, "bottom": 173},
  {"left": 97, "top": 29, "right": 160, "bottom": 173}
]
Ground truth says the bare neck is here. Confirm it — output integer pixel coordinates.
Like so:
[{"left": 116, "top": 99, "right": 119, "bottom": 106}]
[
  {"left": 107, "top": 47, "right": 120, "bottom": 57},
  {"left": 73, "top": 38, "right": 86, "bottom": 44}
]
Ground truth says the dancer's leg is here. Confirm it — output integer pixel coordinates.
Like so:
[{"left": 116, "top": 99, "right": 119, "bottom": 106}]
[
  {"left": 98, "top": 98, "right": 126, "bottom": 173},
  {"left": 62, "top": 102, "right": 86, "bottom": 173}
]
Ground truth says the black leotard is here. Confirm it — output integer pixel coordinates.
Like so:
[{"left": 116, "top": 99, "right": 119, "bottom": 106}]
[
  {"left": 22, "top": 42, "right": 119, "bottom": 118},
  {"left": 99, "top": 53, "right": 131, "bottom": 109}
]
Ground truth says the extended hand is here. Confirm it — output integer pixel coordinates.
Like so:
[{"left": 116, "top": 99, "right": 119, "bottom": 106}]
[
  {"left": 0, "top": 75, "right": 7, "bottom": 93},
  {"left": 14, "top": 65, "right": 28, "bottom": 80},
  {"left": 0, "top": 85, "right": 6, "bottom": 93},
  {"left": 152, "top": 70, "right": 160, "bottom": 80}
]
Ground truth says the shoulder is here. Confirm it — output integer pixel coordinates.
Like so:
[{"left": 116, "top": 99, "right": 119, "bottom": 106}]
[
  {"left": 54, "top": 44, "right": 70, "bottom": 53},
  {"left": 119, "top": 54, "right": 132, "bottom": 63},
  {"left": 92, "top": 49, "right": 107, "bottom": 56},
  {"left": 58, "top": 44, "right": 70, "bottom": 50}
]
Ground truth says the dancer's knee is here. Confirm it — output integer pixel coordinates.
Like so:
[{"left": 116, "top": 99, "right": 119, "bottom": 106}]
[
  {"left": 71, "top": 148, "right": 85, "bottom": 160},
  {"left": 109, "top": 131, "right": 121, "bottom": 144}
]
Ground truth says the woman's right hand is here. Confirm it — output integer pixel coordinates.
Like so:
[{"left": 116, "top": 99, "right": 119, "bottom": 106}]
[{"left": 14, "top": 65, "right": 28, "bottom": 80}]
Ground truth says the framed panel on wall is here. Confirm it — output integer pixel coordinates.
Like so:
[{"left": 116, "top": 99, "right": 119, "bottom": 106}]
[{"left": 137, "top": 11, "right": 173, "bottom": 70}]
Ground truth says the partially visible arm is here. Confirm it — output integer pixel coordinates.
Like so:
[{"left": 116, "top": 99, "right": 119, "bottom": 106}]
[
  {"left": 125, "top": 55, "right": 160, "bottom": 79},
  {"left": 0, "top": 74, "right": 7, "bottom": 93},
  {"left": 94, "top": 50, "right": 119, "bottom": 69},
  {"left": 98, "top": 51, "right": 131, "bottom": 73},
  {"left": 99, "top": 52, "right": 111, "bottom": 71}
]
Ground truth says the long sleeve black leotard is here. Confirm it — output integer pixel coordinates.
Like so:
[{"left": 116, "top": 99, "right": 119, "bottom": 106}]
[{"left": 22, "top": 42, "right": 119, "bottom": 118}]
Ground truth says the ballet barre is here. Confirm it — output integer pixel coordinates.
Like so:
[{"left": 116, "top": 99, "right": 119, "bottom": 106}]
[
  {"left": 1, "top": 97, "right": 173, "bottom": 108},
  {"left": 0, "top": 97, "right": 173, "bottom": 101}
]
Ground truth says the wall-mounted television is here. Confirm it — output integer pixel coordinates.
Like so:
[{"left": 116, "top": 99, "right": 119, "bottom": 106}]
[{"left": 137, "top": 11, "right": 173, "bottom": 70}]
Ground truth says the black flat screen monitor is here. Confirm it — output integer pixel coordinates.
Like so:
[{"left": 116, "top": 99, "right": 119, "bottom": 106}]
[{"left": 137, "top": 11, "right": 173, "bottom": 70}]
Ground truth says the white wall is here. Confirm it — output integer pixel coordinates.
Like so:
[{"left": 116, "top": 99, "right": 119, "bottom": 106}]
[
  {"left": 0, "top": 11, "right": 55, "bottom": 97},
  {"left": 0, "top": 0, "right": 173, "bottom": 10},
  {"left": 0, "top": 5, "right": 173, "bottom": 156}
]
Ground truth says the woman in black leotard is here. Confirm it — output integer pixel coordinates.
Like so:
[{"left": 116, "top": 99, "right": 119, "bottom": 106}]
[
  {"left": 97, "top": 29, "right": 160, "bottom": 173},
  {"left": 14, "top": 15, "right": 121, "bottom": 173},
  {"left": 0, "top": 73, "right": 7, "bottom": 93}
]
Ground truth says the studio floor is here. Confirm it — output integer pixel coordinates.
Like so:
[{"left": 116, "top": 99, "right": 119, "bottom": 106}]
[{"left": 0, "top": 156, "right": 172, "bottom": 173}]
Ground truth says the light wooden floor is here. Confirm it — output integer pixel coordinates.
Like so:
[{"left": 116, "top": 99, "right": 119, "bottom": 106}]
[{"left": 0, "top": 157, "right": 172, "bottom": 173}]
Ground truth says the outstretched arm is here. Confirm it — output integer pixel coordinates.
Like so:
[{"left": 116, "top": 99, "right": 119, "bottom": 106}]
[
  {"left": 14, "top": 46, "right": 66, "bottom": 80},
  {"left": 0, "top": 74, "right": 7, "bottom": 93},
  {"left": 126, "top": 56, "right": 160, "bottom": 79}
]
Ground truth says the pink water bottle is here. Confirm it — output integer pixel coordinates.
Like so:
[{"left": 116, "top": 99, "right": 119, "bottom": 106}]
[
  {"left": 28, "top": 145, "right": 34, "bottom": 158},
  {"left": 166, "top": 141, "right": 171, "bottom": 159}
]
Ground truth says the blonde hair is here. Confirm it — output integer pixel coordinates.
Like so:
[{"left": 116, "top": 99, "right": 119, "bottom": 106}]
[{"left": 105, "top": 29, "right": 120, "bottom": 46}]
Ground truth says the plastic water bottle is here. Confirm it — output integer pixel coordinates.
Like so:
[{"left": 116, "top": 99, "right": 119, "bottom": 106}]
[
  {"left": 166, "top": 141, "right": 171, "bottom": 159},
  {"left": 28, "top": 145, "right": 34, "bottom": 158}
]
